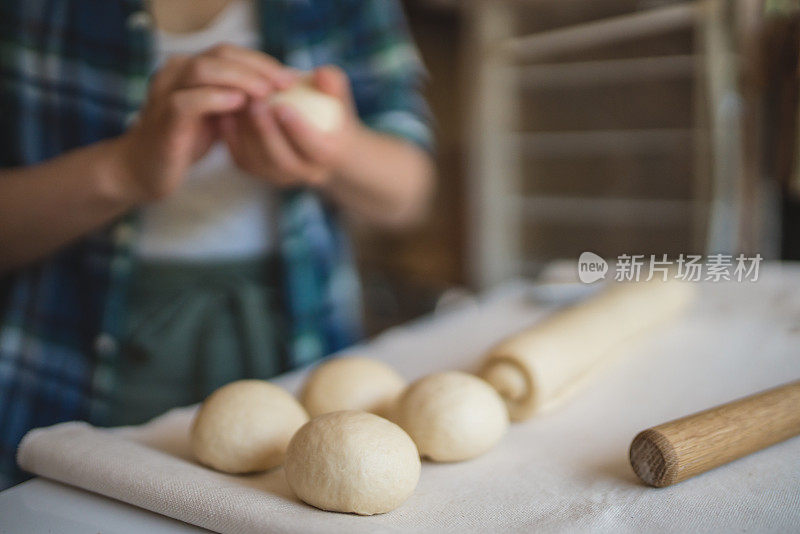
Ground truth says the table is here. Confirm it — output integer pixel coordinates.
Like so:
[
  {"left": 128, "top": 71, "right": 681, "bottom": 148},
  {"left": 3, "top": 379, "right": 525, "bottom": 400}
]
[{"left": 1, "top": 266, "right": 799, "bottom": 533}]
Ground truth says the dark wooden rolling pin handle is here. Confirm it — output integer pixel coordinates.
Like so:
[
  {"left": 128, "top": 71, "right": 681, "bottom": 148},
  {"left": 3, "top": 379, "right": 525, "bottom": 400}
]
[{"left": 629, "top": 380, "right": 800, "bottom": 487}]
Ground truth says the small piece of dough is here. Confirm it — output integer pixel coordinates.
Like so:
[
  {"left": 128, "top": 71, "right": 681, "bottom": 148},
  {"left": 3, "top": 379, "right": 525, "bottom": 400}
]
[
  {"left": 269, "top": 83, "right": 344, "bottom": 132},
  {"left": 480, "top": 278, "right": 694, "bottom": 421},
  {"left": 396, "top": 371, "right": 509, "bottom": 462},
  {"left": 300, "top": 356, "right": 407, "bottom": 419},
  {"left": 191, "top": 380, "right": 308, "bottom": 474},
  {"left": 285, "top": 411, "right": 420, "bottom": 515}
]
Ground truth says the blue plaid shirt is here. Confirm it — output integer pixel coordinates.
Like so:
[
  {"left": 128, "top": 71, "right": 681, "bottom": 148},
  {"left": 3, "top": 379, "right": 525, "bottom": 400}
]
[{"left": 0, "top": 0, "right": 431, "bottom": 487}]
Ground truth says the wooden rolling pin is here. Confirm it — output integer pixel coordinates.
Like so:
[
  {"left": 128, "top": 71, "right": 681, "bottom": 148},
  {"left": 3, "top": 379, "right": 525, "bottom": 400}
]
[
  {"left": 480, "top": 279, "right": 694, "bottom": 420},
  {"left": 629, "top": 380, "right": 800, "bottom": 487}
]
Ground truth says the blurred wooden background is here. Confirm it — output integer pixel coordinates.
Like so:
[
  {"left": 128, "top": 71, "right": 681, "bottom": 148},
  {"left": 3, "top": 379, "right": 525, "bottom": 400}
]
[{"left": 352, "top": 0, "right": 800, "bottom": 335}]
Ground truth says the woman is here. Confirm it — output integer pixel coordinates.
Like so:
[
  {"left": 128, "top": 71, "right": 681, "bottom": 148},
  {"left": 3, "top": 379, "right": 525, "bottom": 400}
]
[{"left": 0, "top": 0, "right": 433, "bottom": 487}]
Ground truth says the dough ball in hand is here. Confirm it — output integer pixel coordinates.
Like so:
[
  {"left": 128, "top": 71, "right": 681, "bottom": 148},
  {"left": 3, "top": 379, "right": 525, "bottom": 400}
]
[
  {"left": 191, "top": 380, "right": 309, "bottom": 474},
  {"left": 285, "top": 411, "right": 420, "bottom": 515},
  {"left": 300, "top": 356, "right": 407, "bottom": 419},
  {"left": 396, "top": 371, "right": 509, "bottom": 462},
  {"left": 269, "top": 83, "right": 344, "bottom": 133}
]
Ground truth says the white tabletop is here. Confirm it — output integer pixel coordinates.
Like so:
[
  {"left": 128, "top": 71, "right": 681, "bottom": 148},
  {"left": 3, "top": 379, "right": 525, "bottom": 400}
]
[
  {"left": 2, "top": 266, "right": 799, "bottom": 533},
  {"left": 0, "top": 478, "right": 208, "bottom": 533}
]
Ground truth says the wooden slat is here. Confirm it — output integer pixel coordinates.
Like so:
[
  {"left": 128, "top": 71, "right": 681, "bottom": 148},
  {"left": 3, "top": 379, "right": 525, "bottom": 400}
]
[
  {"left": 517, "top": 55, "right": 697, "bottom": 88},
  {"left": 511, "top": 128, "right": 694, "bottom": 156},
  {"left": 502, "top": 2, "right": 700, "bottom": 62},
  {"left": 516, "top": 195, "right": 703, "bottom": 225},
  {"left": 465, "top": 1, "right": 522, "bottom": 288}
]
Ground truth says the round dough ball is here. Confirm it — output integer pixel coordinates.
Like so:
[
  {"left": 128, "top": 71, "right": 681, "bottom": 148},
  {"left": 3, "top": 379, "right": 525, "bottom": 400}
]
[
  {"left": 396, "top": 371, "right": 509, "bottom": 462},
  {"left": 300, "top": 357, "right": 407, "bottom": 419},
  {"left": 269, "top": 83, "right": 344, "bottom": 133},
  {"left": 191, "top": 380, "right": 308, "bottom": 474},
  {"left": 285, "top": 411, "right": 420, "bottom": 515}
]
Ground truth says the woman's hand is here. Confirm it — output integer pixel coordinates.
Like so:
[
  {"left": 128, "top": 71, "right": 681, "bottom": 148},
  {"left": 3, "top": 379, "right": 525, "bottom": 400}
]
[
  {"left": 219, "top": 66, "right": 363, "bottom": 188},
  {"left": 111, "top": 44, "right": 297, "bottom": 203}
]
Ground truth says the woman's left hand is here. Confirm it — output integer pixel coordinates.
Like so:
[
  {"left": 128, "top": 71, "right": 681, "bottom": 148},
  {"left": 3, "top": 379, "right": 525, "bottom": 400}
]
[{"left": 219, "top": 65, "right": 362, "bottom": 188}]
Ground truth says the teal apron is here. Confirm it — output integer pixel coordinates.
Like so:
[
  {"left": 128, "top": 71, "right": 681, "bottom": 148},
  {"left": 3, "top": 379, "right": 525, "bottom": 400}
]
[{"left": 110, "top": 257, "right": 286, "bottom": 426}]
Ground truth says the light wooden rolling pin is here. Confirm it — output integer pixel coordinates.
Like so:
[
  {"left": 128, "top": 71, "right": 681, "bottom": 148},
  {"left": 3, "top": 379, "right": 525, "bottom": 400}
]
[
  {"left": 480, "top": 279, "right": 694, "bottom": 420},
  {"left": 630, "top": 380, "right": 800, "bottom": 487}
]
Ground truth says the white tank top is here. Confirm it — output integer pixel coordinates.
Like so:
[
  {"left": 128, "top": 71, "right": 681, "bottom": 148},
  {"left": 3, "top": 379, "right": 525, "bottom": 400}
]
[{"left": 135, "top": 1, "right": 276, "bottom": 261}]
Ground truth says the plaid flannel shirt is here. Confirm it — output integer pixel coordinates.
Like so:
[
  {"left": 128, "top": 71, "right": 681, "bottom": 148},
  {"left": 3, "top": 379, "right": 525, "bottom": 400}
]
[{"left": 0, "top": 0, "right": 432, "bottom": 487}]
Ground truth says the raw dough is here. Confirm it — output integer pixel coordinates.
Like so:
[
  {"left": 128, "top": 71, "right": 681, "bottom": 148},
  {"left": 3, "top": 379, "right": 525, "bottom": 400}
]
[
  {"left": 480, "top": 279, "right": 694, "bottom": 421},
  {"left": 190, "top": 380, "right": 308, "bottom": 474},
  {"left": 285, "top": 411, "right": 420, "bottom": 515},
  {"left": 269, "top": 82, "right": 344, "bottom": 133},
  {"left": 300, "top": 356, "right": 407, "bottom": 419},
  {"left": 396, "top": 371, "right": 509, "bottom": 462}
]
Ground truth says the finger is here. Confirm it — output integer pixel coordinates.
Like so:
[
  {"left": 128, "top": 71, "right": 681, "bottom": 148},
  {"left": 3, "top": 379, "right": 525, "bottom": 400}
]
[
  {"left": 205, "top": 43, "right": 298, "bottom": 90},
  {"left": 150, "top": 55, "right": 191, "bottom": 97},
  {"left": 219, "top": 114, "right": 251, "bottom": 170},
  {"left": 312, "top": 65, "right": 351, "bottom": 100},
  {"left": 178, "top": 56, "right": 272, "bottom": 98},
  {"left": 167, "top": 88, "right": 246, "bottom": 122},
  {"left": 248, "top": 100, "right": 316, "bottom": 179},
  {"left": 273, "top": 104, "right": 336, "bottom": 165},
  {"left": 312, "top": 65, "right": 357, "bottom": 116},
  {"left": 233, "top": 109, "right": 297, "bottom": 186}
]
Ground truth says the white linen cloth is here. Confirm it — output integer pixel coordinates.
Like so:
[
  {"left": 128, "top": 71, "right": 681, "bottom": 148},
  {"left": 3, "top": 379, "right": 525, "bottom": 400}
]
[{"left": 17, "top": 265, "right": 800, "bottom": 533}]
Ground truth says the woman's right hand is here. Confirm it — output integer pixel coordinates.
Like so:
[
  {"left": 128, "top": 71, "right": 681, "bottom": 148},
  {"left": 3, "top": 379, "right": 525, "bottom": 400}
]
[{"left": 110, "top": 44, "right": 297, "bottom": 204}]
